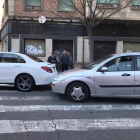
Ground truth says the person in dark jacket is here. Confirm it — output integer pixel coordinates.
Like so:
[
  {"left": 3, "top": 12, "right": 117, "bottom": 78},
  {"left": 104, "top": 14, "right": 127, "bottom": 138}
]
[
  {"left": 60, "top": 50, "right": 69, "bottom": 72},
  {"left": 47, "top": 53, "right": 57, "bottom": 64}
]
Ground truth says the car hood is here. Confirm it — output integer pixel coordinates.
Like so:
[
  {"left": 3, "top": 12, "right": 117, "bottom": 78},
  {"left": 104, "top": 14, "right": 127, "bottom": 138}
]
[{"left": 54, "top": 68, "right": 92, "bottom": 80}]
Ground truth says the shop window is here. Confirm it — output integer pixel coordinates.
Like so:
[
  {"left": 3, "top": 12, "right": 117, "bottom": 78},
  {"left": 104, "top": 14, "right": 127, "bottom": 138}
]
[
  {"left": 25, "top": 39, "right": 45, "bottom": 57},
  {"left": 25, "top": 0, "right": 41, "bottom": 10},
  {"left": 98, "top": 0, "right": 119, "bottom": 8},
  {"left": 132, "top": 0, "right": 140, "bottom": 10},
  {"left": 123, "top": 43, "right": 140, "bottom": 53},
  {"left": 58, "top": 0, "right": 74, "bottom": 11}
]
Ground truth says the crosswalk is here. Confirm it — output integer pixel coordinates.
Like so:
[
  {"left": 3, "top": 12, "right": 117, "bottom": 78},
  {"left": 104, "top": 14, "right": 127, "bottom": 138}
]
[{"left": 0, "top": 93, "right": 140, "bottom": 137}]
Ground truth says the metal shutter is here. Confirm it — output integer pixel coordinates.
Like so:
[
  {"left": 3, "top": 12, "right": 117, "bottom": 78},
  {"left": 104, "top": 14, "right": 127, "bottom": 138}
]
[{"left": 94, "top": 41, "right": 116, "bottom": 61}]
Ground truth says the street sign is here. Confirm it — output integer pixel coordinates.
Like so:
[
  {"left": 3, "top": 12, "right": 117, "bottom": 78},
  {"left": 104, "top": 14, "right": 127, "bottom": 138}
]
[{"left": 38, "top": 16, "right": 46, "bottom": 24}]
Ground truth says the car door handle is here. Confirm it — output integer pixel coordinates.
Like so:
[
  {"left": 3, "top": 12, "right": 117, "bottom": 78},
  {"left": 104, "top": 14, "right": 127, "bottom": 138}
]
[
  {"left": 15, "top": 65, "right": 21, "bottom": 67},
  {"left": 122, "top": 73, "right": 131, "bottom": 76}
]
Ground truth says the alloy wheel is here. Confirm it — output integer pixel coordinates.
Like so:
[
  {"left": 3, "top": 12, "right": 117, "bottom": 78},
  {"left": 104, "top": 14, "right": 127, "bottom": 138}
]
[{"left": 17, "top": 76, "right": 32, "bottom": 91}]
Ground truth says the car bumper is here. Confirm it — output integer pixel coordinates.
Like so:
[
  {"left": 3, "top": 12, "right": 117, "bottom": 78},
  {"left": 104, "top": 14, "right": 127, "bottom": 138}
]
[
  {"left": 51, "top": 80, "right": 66, "bottom": 94},
  {"left": 35, "top": 72, "right": 57, "bottom": 85}
]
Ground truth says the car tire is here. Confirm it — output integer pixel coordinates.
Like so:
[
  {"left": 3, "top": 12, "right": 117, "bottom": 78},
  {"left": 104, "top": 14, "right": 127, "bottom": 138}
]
[
  {"left": 15, "top": 74, "right": 35, "bottom": 92},
  {"left": 67, "top": 82, "right": 89, "bottom": 103}
]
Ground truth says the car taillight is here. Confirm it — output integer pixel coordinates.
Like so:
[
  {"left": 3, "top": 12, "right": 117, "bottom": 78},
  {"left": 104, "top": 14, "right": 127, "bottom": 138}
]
[{"left": 41, "top": 66, "right": 53, "bottom": 73}]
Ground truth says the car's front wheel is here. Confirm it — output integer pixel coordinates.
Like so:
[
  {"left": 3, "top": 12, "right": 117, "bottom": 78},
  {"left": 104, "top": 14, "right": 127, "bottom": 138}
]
[
  {"left": 67, "top": 82, "right": 89, "bottom": 103},
  {"left": 15, "top": 74, "right": 35, "bottom": 92}
]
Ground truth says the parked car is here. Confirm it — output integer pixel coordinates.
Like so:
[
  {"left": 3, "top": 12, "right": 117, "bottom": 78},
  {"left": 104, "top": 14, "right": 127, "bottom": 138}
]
[
  {"left": 0, "top": 52, "right": 57, "bottom": 91},
  {"left": 52, "top": 52, "right": 140, "bottom": 103}
]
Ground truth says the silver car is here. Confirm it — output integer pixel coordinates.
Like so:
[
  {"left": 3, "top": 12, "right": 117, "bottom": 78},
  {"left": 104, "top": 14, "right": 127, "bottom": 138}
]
[{"left": 52, "top": 53, "right": 140, "bottom": 102}]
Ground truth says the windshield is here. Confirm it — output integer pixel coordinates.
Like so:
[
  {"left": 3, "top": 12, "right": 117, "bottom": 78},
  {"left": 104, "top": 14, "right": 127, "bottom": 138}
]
[
  {"left": 83, "top": 55, "right": 113, "bottom": 69},
  {"left": 26, "top": 55, "right": 44, "bottom": 62}
]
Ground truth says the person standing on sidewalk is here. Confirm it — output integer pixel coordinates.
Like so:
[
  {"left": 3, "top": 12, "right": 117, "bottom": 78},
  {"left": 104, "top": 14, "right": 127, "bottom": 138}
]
[
  {"left": 47, "top": 53, "right": 57, "bottom": 64},
  {"left": 60, "top": 50, "right": 69, "bottom": 72}
]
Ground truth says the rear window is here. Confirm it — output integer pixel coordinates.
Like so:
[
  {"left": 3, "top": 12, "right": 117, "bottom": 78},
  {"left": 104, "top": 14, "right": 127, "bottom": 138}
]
[{"left": 26, "top": 54, "right": 44, "bottom": 62}]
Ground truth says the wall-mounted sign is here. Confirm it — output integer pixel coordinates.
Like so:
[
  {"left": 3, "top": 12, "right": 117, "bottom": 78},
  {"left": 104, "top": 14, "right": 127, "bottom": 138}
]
[
  {"left": 12, "top": 34, "right": 19, "bottom": 39},
  {"left": 12, "top": 23, "right": 86, "bottom": 36},
  {"left": 38, "top": 16, "right": 46, "bottom": 24}
]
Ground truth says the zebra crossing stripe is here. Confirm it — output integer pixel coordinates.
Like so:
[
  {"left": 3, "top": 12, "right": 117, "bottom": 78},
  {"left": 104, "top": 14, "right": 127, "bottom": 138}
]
[
  {"left": 0, "top": 97, "right": 5, "bottom": 112},
  {"left": 1, "top": 118, "right": 140, "bottom": 133},
  {"left": 0, "top": 105, "right": 140, "bottom": 112}
]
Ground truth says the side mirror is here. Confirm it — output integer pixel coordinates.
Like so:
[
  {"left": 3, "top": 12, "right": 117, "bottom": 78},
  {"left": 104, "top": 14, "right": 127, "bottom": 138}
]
[{"left": 100, "top": 67, "right": 108, "bottom": 72}]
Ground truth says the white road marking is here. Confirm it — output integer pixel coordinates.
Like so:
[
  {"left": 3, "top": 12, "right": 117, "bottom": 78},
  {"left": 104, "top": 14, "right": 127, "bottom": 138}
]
[
  {"left": 1, "top": 118, "right": 140, "bottom": 133},
  {"left": 0, "top": 84, "right": 14, "bottom": 87},
  {"left": 0, "top": 96, "right": 5, "bottom": 112},
  {"left": 0, "top": 120, "right": 13, "bottom": 133},
  {"left": 0, "top": 90, "right": 18, "bottom": 93},
  {"left": 0, "top": 105, "right": 140, "bottom": 112},
  {"left": 0, "top": 96, "right": 60, "bottom": 100}
]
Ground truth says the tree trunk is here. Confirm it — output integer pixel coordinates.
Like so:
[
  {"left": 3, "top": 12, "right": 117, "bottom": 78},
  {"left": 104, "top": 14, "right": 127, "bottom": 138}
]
[{"left": 88, "top": 31, "right": 94, "bottom": 64}]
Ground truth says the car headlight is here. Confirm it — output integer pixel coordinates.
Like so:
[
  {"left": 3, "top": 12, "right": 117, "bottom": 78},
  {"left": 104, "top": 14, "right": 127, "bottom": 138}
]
[{"left": 54, "top": 75, "right": 65, "bottom": 80}]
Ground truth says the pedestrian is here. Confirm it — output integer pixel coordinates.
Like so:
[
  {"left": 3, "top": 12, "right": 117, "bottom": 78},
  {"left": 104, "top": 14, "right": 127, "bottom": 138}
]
[
  {"left": 60, "top": 50, "right": 69, "bottom": 72},
  {"left": 47, "top": 53, "right": 57, "bottom": 64}
]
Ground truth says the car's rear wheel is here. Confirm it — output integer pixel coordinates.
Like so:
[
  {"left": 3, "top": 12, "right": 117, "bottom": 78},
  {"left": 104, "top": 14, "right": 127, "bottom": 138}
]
[
  {"left": 15, "top": 74, "right": 35, "bottom": 92},
  {"left": 67, "top": 82, "right": 89, "bottom": 103}
]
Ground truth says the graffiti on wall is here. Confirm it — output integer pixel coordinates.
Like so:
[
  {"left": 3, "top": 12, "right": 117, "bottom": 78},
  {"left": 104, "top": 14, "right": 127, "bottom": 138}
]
[{"left": 54, "top": 49, "right": 73, "bottom": 64}]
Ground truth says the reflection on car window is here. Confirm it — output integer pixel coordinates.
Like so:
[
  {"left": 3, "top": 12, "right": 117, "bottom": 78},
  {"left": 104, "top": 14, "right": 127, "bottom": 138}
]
[
  {"left": 2, "top": 54, "right": 17, "bottom": 63},
  {"left": 0, "top": 53, "right": 26, "bottom": 63},
  {"left": 17, "top": 56, "right": 26, "bottom": 63},
  {"left": 83, "top": 55, "right": 113, "bottom": 69},
  {"left": 26, "top": 55, "right": 44, "bottom": 62},
  {"left": 104, "top": 56, "right": 132, "bottom": 71},
  {"left": 0, "top": 53, "right": 3, "bottom": 62}
]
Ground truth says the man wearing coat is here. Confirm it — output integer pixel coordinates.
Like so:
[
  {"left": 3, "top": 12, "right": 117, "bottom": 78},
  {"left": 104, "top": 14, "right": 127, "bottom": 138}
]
[
  {"left": 47, "top": 53, "right": 57, "bottom": 64},
  {"left": 60, "top": 50, "right": 69, "bottom": 72}
]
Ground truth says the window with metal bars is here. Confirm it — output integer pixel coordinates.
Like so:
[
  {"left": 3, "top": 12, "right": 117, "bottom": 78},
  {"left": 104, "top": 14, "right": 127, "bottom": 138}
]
[
  {"left": 132, "top": 0, "right": 140, "bottom": 9},
  {"left": 132, "top": 0, "right": 140, "bottom": 5},
  {"left": 98, "top": 0, "right": 119, "bottom": 8},
  {"left": 25, "top": 0, "right": 41, "bottom": 10},
  {"left": 58, "top": 0, "right": 74, "bottom": 11},
  {"left": 98, "top": 0, "right": 119, "bottom": 4}
]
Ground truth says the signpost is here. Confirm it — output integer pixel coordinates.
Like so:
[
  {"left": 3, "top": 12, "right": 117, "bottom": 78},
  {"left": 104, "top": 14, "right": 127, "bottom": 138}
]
[{"left": 38, "top": 16, "right": 46, "bottom": 24}]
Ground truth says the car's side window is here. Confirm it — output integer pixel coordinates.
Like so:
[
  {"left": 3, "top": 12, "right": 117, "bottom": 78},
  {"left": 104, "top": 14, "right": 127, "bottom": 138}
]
[
  {"left": 103, "top": 56, "right": 133, "bottom": 71},
  {"left": 136, "top": 56, "right": 140, "bottom": 70},
  {"left": 17, "top": 56, "right": 26, "bottom": 63},
  {"left": 0, "top": 54, "right": 26, "bottom": 63},
  {"left": 0, "top": 53, "right": 4, "bottom": 62},
  {"left": 1, "top": 54, "right": 17, "bottom": 63}
]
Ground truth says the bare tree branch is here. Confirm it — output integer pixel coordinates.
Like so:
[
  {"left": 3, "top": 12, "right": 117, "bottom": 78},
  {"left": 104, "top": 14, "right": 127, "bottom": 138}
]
[
  {"left": 45, "top": 0, "right": 132, "bottom": 63},
  {"left": 95, "top": 0, "right": 113, "bottom": 25},
  {"left": 94, "top": 1, "right": 131, "bottom": 27}
]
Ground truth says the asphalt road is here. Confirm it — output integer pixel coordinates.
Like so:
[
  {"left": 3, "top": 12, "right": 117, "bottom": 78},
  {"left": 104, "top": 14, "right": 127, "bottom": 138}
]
[{"left": 0, "top": 85, "right": 140, "bottom": 140}]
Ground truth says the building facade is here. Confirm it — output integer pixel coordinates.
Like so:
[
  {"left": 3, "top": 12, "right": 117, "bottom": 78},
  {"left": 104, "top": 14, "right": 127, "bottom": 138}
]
[{"left": 1, "top": 0, "right": 140, "bottom": 69}]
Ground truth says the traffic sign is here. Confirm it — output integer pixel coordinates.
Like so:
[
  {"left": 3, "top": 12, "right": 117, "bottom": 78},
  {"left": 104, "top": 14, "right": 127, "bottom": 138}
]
[{"left": 38, "top": 16, "right": 46, "bottom": 23}]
